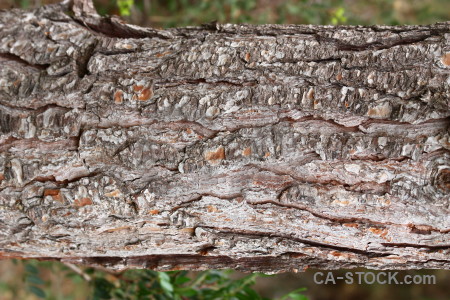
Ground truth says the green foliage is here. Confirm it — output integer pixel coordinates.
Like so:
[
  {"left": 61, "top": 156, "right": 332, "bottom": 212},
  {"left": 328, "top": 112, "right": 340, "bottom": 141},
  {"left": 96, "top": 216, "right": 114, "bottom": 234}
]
[
  {"left": 280, "top": 287, "right": 309, "bottom": 300},
  {"left": 117, "top": 0, "right": 134, "bottom": 16},
  {"left": 0, "top": 260, "right": 309, "bottom": 299},
  {"left": 20, "top": 0, "right": 31, "bottom": 9},
  {"left": 118, "top": 0, "right": 448, "bottom": 27},
  {"left": 330, "top": 7, "right": 347, "bottom": 25},
  {"left": 24, "top": 261, "right": 47, "bottom": 299},
  {"left": 17, "top": 0, "right": 450, "bottom": 26},
  {"left": 89, "top": 269, "right": 273, "bottom": 299}
]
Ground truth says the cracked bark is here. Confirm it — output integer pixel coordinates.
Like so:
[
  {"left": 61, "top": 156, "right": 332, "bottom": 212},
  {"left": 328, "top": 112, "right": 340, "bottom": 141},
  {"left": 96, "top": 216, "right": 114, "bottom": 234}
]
[{"left": 0, "top": 0, "right": 449, "bottom": 272}]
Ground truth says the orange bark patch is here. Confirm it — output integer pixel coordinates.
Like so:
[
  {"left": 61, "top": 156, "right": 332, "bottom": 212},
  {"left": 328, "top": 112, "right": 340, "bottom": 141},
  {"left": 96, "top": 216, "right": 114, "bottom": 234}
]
[
  {"left": 264, "top": 152, "right": 271, "bottom": 157},
  {"left": 155, "top": 51, "right": 172, "bottom": 57},
  {"left": 244, "top": 52, "right": 251, "bottom": 62},
  {"left": 343, "top": 223, "right": 359, "bottom": 228},
  {"left": 103, "top": 226, "right": 131, "bottom": 233},
  {"left": 408, "top": 224, "right": 433, "bottom": 234},
  {"left": 114, "top": 90, "right": 123, "bottom": 104},
  {"left": 149, "top": 209, "right": 159, "bottom": 215},
  {"left": 74, "top": 197, "right": 92, "bottom": 207},
  {"left": 105, "top": 189, "right": 121, "bottom": 197},
  {"left": 367, "top": 108, "right": 377, "bottom": 117},
  {"left": 205, "top": 146, "right": 225, "bottom": 162},
  {"left": 336, "top": 73, "right": 343, "bottom": 80},
  {"left": 43, "top": 189, "right": 58, "bottom": 196},
  {"left": 43, "top": 189, "right": 63, "bottom": 203},
  {"left": 133, "top": 85, "right": 144, "bottom": 92},
  {"left": 441, "top": 52, "right": 450, "bottom": 66},
  {"left": 138, "top": 88, "right": 153, "bottom": 101},
  {"left": 242, "top": 147, "right": 252, "bottom": 156},
  {"left": 333, "top": 199, "right": 349, "bottom": 205},
  {"left": 207, "top": 205, "right": 219, "bottom": 213},
  {"left": 180, "top": 228, "right": 195, "bottom": 234},
  {"left": 369, "top": 227, "right": 388, "bottom": 238},
  {"left": 0, "top": 173, "right": 4, "bottom": 181}
]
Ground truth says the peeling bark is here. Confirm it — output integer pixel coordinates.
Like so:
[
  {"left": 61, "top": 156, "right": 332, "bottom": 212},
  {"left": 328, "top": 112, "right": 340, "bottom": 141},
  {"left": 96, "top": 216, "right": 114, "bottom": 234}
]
[{"left": 0, "top": 1, "right": 449, "bottom": 272}]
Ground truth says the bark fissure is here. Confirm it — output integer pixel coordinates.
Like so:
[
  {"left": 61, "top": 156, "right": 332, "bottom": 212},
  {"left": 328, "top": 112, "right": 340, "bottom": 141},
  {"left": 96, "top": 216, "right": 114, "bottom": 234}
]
[
  {"left": 0, "top": 53, "right": 50, "bottom": 70},
  {"left": 196, "top": 225, "right": 394, "bottom": 259}
]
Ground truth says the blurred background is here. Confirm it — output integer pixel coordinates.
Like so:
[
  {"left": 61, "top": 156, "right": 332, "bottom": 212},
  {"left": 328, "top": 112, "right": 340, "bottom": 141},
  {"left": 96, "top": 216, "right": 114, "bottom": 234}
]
[
  {"left": 0, "top": 0, "right": 449, "bottom": 299},
  {"left": 1, "top": 259, "right": 449, "bottom": 300},
  {"left": 0, "top": 260, "right": 450, "bottom": 300},
  {"left": 1, "top": 0, "right": 450, "bottom": 27}
]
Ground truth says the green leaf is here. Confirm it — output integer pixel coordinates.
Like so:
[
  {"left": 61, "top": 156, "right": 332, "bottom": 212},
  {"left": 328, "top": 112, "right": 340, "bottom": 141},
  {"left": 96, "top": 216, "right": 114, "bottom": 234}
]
[
  {"left": 111, "top": 288, "right": 126, "bottom": 298},
  {"left": 28, "top": 285, "right": 46, "bottom": 298},
  {"left": 117, "top": 0, "right": 134, "bottom": 16},
  {"left": 26, "top": 274, "right": 45, "bottom": 285},
  {"left": 280, "top": 287, "right": 308, "bottom": 300},
  {"left": 175, "top": 287, "right": 197, "bottom": 297},
  {"left": 158, "top": 272, "right": 174, "bottom": 294},
  {"left": 286, "top": 294, "right": 309, "bottom": 300},
  {"left": 243, "top": 286, "right": 262, "bottom": 299},
  {"left": 330, "top": 7, "right": 347, "bottom": 25},
  {"left": 25, "top": 263, "right": 39, "bottom": 275},
  {"left": 92, "top": 278, "right": 114, "bottom": 299},
  {"left": 174, "top": 275, "right": 191, "bottom": 285},
  {"left": 143, "top": 270, "right": 158, "bottom": 280}
]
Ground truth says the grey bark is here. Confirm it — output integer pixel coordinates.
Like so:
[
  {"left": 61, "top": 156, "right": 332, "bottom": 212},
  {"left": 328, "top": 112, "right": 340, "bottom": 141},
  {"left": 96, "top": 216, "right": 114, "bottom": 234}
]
[{"left": 0, "top": 0, "right": 449, "bottom": 272}]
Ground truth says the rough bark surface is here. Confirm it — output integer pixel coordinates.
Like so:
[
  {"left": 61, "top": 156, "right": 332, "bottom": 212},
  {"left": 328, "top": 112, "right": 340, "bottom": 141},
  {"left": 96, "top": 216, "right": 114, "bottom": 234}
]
[{"left": 0, "top": 1, "right": 449, "bottom": 272}]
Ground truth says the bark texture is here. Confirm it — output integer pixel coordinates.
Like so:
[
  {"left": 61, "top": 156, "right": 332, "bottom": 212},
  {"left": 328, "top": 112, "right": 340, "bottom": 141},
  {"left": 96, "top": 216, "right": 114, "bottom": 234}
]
[{"left": 0, "top": 1, "right": 449, "bottom": 272}]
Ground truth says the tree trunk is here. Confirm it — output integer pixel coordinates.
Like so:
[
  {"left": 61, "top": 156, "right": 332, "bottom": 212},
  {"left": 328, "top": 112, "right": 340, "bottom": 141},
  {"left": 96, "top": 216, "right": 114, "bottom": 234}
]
[{"left": 0, "top": 1, "right": 449, "bottom": 272}]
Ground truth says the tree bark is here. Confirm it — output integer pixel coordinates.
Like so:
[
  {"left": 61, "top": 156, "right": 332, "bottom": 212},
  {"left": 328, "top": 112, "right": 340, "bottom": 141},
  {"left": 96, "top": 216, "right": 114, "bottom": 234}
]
[{"left": 0, "top": 1, "right": 449, "bottom": 272}]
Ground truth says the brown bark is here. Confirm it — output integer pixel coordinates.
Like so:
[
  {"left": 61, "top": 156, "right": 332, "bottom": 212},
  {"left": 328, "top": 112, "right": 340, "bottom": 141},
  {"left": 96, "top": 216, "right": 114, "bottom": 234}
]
[{"left": 0, "top": 1, "right": 449, "bottom": 272}]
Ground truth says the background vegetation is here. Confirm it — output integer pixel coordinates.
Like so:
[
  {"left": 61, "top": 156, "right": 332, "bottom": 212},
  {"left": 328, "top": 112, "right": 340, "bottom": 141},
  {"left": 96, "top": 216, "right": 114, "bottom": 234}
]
[
  {"left": 0, "top": 259, "right": 448, "bottom": 300},
  {"left": 1, "top": 0, "right": 449, "bottom": 27},
  {"left": 0, "top": 259, "right": 309, "bottom": 300},
  {"left": 0, "top": 0, "right": 449, "bottom": 299}
]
